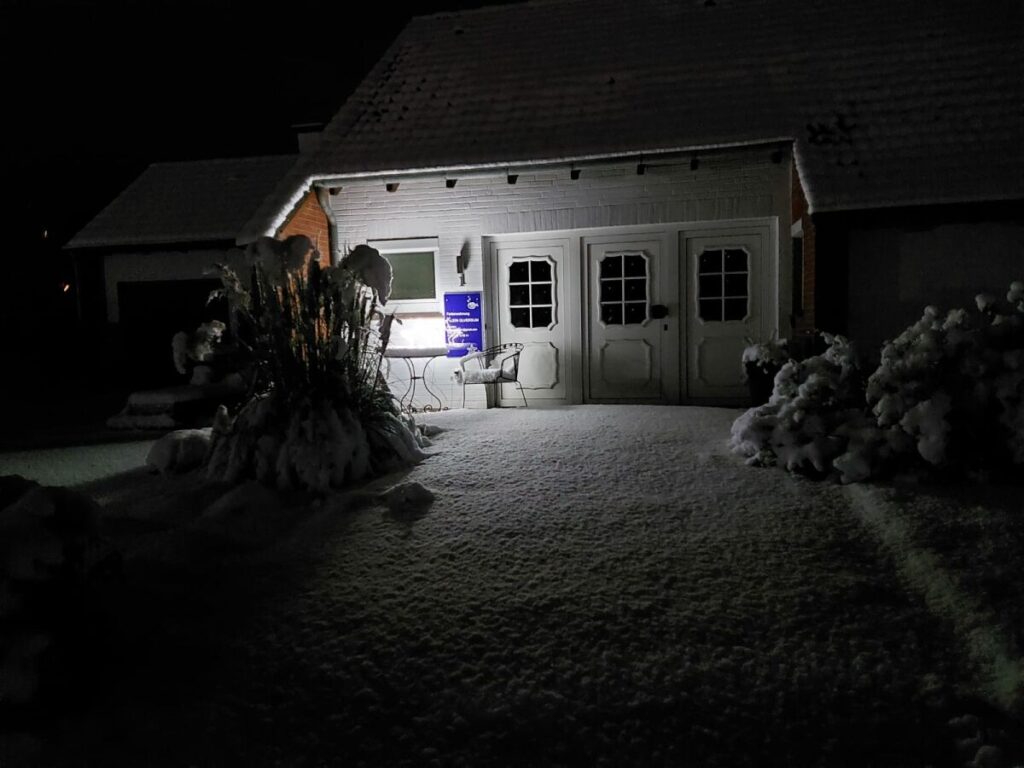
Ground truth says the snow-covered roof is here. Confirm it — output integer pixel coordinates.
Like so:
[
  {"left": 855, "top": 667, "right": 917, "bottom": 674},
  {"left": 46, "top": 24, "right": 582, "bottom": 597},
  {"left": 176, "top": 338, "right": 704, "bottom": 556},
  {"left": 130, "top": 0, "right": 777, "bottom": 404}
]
[
  {"left": 67, "top": 155, "right": 298, "bottom": 249},
  {"left": 240, "top": 0, "right": 1023, "bottom": 241}
]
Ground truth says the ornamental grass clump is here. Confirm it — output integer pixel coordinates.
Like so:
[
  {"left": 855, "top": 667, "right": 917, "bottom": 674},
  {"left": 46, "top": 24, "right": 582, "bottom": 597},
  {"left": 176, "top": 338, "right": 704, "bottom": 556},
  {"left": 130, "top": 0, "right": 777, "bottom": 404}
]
[{"left": 203, "top": 237, "right": 425, "bottom": 493}]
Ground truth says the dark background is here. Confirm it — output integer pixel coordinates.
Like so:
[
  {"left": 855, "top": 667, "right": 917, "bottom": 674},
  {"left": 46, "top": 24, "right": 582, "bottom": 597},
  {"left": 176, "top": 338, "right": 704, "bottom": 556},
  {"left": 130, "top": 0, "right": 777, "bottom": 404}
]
[{"left": 0, "top": 0, "right": 520, "bottom": 441}]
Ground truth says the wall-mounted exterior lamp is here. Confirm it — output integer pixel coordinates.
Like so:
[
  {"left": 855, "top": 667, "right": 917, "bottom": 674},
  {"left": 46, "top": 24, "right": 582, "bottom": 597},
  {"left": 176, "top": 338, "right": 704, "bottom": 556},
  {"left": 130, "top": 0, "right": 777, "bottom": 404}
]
[
  {"left": 636, "top": 162, "right": 646, "bottom": 175},
  {"left": 328, "top": 186, "right": 342, "bottom": 195},
  {"left": 570, "top": 168, "right": 581, "bottom": 180},
  {"left": 446, "top": 178, "right": 458, "bottom": 188},
  {"left": 456, "top": 252, "right": 466, "bottom": 286},
  {"left": 507, "top": 173, "right": 518, "bottom": 185},
  {"left": 386, "top": 182, "right": 400, "bottom": 193},
  {"left": 690, "top": 155, "right": 699, "bottom": 171}
]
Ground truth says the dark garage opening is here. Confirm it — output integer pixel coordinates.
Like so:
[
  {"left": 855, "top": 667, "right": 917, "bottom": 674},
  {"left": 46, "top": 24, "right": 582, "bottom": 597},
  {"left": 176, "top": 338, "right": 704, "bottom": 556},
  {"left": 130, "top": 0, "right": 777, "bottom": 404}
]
[{"left": 117, "top": 279, "right": 228, "bottom": 389}]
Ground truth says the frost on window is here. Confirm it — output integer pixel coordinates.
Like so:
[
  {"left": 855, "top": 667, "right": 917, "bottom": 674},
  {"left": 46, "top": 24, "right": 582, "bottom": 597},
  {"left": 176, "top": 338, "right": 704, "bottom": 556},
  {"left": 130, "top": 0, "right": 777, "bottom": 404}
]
[
  {"left": 599, "top": 253, "right": 648, "bottom": 325},
  {"left": 698, "top": 247, "right": 748, "bottom": 322},
  {"left": 509, "top": 258, "right": 556, "bottom": 328}
]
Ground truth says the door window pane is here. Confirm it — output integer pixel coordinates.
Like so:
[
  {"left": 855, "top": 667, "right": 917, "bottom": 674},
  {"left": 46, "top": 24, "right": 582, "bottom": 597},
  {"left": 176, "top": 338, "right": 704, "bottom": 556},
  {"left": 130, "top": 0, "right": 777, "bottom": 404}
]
[
  {"left": 724, "top": 249, "right": 748, "bottom": 272},
  {"left": 600, "top": 280, "right": 622, "bottom": 302},
  {"left": 699, "top": 299, "right": 723, "bottom": 322},
  {"left": 601, "top": 303, "right": 623, "bottom": 324},
  {"left": 724, "top": 274, "right": 747, "bottom": 297},
  {"left": 508, "top": 258, "right": 555, "bottom": 328},
  {"left": 699, "top": 249, "right": 722, "bottom": 273},
  {"left": 624, "top": 254, "right": 646, "bottom": 277},
  {"left": 509, "top": 261, "right": 530, "bottom": 283},
  {"left": 624, "top": 303, "right": 647, "bottom": 324},
  {"left": 697, "top": 246, "right": 749, "bottom": 322},
  {"left": 509, "top": 284, "right": 530, "bottom": 306},
  {"left": 599, "top": 252, "right": 649, "bottom": 325},
  {"left": 510, "top": 308, "right": 531, "bottom": 328},
  {"left": 724, "top": 298, "right": 748, "bottom": 321}
]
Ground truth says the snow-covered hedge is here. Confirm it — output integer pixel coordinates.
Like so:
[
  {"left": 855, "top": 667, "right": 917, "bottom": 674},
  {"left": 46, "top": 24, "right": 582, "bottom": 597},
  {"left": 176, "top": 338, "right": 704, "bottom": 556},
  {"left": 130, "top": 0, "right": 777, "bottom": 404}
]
[
  {"left": 201, "top": 238, "right": 426, "bottom": 493},
  {"left": 731, "top": 282, "right": 1024, "bottom": 482}
]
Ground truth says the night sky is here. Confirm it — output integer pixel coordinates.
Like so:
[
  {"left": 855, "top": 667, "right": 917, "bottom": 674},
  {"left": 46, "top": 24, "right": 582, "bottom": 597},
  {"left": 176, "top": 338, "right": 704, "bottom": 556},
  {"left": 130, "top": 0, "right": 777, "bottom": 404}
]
[
  {"left": 0, "top": 0, "right": 521, "bottom": 403},
  {"left": 3, "top": 0, "right": 522, "bottom": 249}
]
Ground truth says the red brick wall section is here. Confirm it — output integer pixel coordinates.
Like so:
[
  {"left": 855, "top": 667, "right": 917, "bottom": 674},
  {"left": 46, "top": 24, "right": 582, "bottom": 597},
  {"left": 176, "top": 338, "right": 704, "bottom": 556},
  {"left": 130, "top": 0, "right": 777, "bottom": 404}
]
[
  {"left": 277, "top": 190, "right": 331, "bottom": 267},
  {"left": 792, "top": 168, "right": 816, "bottom": 333}
]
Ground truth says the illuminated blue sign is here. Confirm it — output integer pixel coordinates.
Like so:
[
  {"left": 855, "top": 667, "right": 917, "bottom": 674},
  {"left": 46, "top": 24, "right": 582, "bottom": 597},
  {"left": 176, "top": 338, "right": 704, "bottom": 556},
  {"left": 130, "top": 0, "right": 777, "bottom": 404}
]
[{"left": 444, "top": 292, "right": 484, "bottom": 358}]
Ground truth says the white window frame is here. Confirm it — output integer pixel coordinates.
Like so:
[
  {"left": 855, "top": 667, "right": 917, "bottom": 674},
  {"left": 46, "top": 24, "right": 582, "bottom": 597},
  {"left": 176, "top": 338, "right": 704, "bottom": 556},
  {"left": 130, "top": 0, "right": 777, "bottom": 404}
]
[{"left": 369, "top": 237, "right": 442, "bottom": 311}]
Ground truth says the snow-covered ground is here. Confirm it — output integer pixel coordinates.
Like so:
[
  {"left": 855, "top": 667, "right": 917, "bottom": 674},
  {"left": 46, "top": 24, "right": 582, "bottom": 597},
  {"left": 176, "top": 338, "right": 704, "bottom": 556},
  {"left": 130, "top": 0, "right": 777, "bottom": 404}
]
[
  {"left": 3, "top": 406, "right": 1023, "bottom": 767},
  {"left": 0, "top": 440, "right": 155, "bottom": 486}
]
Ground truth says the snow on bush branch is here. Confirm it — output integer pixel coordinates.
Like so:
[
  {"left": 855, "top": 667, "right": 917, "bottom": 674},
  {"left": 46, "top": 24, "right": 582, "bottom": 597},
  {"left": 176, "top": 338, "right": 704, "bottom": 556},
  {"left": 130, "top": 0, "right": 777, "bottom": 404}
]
[
  {"left": 731, "top": 281, "right": 1024, "bottom": 483},
  {"left": 201, "top": 236, "right": 424, "bottom": 493}
]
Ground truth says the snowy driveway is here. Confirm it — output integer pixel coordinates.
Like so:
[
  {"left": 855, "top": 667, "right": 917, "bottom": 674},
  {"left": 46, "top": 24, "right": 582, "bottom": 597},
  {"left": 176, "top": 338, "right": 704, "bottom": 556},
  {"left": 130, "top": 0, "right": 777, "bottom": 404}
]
[{"left": 36, "top": 406, "right": 1024, "bottom": 766}]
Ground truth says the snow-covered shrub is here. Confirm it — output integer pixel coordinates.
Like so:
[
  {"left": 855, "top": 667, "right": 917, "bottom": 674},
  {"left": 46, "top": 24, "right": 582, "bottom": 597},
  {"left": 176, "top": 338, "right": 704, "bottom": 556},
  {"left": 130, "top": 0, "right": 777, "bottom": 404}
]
[
  {"left": 730, "top": 333, "right": 864, "bottom": 475},
  {"left": 731, "top": 281, "right": 1024, "bottom": 482},
  {"left": 146, "top": 428, "right": 212, "bottom": 473},
  {"left": 741, "top": 335, "right": 790, "bottom": 405},
  {"left": 741, "top": 335, "right": 790, "bottom": 375},
  {"left": 865, "top": 287, "right": 1024, "bottom": 473},
  {"left": 203, "top": 237, "right": 423, "bottom": 493},
  {"left": 171, "top": 320, "right": 227, "bottom": 376}
]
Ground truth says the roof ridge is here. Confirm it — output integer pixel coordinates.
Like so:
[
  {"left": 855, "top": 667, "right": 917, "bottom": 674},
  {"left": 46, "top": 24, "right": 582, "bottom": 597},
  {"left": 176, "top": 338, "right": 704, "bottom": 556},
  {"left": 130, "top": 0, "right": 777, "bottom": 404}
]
[{"left": 147, "top": 154, "right": 298, "bottom": 169}]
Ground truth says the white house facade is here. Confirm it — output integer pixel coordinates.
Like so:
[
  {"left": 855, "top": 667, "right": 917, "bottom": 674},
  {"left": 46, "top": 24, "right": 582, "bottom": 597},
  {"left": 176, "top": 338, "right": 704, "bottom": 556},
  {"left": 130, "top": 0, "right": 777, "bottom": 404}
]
[{"left": 327, "top": 145, "right": 791, "bottom": 407}]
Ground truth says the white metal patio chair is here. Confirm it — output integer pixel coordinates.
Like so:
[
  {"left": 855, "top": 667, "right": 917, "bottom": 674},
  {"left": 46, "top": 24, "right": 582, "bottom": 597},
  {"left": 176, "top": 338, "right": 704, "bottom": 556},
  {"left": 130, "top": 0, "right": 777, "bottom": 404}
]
[{"left": 455, "top": 343, "right": 528, "bottom": 408}]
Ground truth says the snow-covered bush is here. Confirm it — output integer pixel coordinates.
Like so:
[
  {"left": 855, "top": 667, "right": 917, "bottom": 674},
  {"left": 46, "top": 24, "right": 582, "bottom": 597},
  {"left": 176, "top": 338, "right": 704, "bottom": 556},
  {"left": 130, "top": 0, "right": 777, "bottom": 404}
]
[
  {"left": 202, "top": 237, "right": 424, "bottom": 493},
  {"left": 741, "top": 335, "right": 790, "bottom": 375},
  {"left": 865, "top": 285, "right": 1024, "bottom": 473},
  {"left": 171, "top": 320, "right": 226, "bottom": 376},
  {"left": 731, "top": 333, "right": 864, "bottom": 475},
  {"left": 741, "top": 335, "right": 790, "bottom": 406},
  {"left": 731, "top": 281, "right": 1024, "bottom": 482}
]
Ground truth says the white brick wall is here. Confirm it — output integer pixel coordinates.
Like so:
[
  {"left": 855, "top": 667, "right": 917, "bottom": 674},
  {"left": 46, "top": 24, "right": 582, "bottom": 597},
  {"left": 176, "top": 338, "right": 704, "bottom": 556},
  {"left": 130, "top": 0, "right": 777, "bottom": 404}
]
[{"left": 330, "top": 146, "right": 791, "bottom": 409}]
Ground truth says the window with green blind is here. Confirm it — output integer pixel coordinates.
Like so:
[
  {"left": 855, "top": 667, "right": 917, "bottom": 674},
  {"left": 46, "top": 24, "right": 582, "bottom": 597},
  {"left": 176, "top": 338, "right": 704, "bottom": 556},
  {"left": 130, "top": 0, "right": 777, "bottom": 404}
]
[{"left": 383, "top": 250, "right": 437, "bottom": 300}]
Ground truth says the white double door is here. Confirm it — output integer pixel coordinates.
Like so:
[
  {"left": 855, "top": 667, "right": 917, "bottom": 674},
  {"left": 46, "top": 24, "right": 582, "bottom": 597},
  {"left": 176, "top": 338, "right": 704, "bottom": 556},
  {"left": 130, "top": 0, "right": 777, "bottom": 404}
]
[{"left": 490, "top": 224, "right": 770, "bottom": 404}]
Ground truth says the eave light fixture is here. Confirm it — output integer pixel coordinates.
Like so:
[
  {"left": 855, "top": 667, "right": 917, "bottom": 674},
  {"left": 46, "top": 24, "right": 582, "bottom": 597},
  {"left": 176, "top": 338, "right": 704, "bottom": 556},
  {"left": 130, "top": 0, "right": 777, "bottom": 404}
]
[
  {"left": 507, "top": 173, "right": 518, "bottom": 185},
  {"left": 386, "top": 182, "right": 400, "bottom": 193},
  {"left": 690, "top": 154, "right": 699, "bottom": 171},
  {"left": 636, "top": 162, "right": 646, "bottom": 175},
  {"left": 570, "top": 167, "right": 581, "bottom": 180},
  {"left": 446, "top": 178, "right": 458, "bottom": 188}
]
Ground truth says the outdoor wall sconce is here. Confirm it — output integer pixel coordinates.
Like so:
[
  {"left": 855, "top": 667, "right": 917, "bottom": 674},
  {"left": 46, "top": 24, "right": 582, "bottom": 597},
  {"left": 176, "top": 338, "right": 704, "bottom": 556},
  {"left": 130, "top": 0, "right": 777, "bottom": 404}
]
[
  {"left": 570, "top": 168, "right": 581, "bottom": 180},
  {"left": 456, "top": 253, "right": 467, "bottom": 285},
  {"left": 386, "top": 182, "right": 400, "bottom": 193},
  {"left": 636, "top": 162, "right": 646, "bottom": 175},
  {"left": 690, "top": 155, "right": 699, "bottom": 171},
  {"left": 771, "top": 148, "right": 784, "bottom": 164},
  {"left": 446, "top": 178, "right": 458, "bottom": 188},
  {"left": 328, "top": 186, "right": 342, "bottom": 195},
  {"left": 507, "top": 173, "right": 518, "bottom": 185},
  {"left": 457, "top": 241, "right": 470, "bottom": 286}
]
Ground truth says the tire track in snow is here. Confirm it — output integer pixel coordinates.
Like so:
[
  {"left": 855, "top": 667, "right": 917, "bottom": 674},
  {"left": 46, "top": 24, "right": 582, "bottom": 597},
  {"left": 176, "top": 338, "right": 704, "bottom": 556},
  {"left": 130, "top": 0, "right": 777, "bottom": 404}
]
[{"left": 846, "top": 483, "right": 1024, "bottom": 714}]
